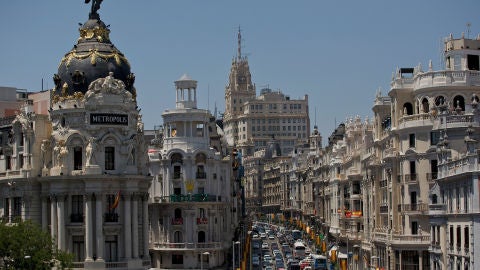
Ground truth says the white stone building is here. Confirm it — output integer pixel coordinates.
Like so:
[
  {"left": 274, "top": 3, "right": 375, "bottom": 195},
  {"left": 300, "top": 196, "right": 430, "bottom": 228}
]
[
  {"left": 147, "top": 75, "right": 234, "bottom": 269},
  {"left": 0, "top": 3, "right": 151, "bottom": 269}
]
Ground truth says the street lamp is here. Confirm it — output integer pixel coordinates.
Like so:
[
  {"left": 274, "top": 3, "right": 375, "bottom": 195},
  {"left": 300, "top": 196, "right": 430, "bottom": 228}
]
[
  {"left": 201, "top": 251, "right": 210, "bottom": 270},
  {"left": 232, "top": 241, "right": 240, "bottom": 270},
  {"left": 24, "top": 255, "right": 31, "bottom": 270}
]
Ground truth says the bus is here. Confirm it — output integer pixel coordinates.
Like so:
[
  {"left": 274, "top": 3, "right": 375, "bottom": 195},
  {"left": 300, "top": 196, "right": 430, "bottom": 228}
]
[
  {"left": 310, "top": 254, "right": 327, "bottom": 270},
  {"left": 293, "top": 241, "right": 306, "bottom": 259},
  {"left": 292, "top": 229, "right": 302, "bottom": 241}
]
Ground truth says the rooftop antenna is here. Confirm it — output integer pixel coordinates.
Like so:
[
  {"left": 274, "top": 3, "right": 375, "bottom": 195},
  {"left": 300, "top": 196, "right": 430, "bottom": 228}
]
[
  {"left": 467, "top": 22, "right": 471, "bottom": 38},
  {"left": 237, "top": 25, "right": 242, "bottom": 60},
  {"left": 315, "top": 107, "right": 317, "bottom": 127},
  {"left": 207, "top": 84, "right": 210, "bottom": 112}
]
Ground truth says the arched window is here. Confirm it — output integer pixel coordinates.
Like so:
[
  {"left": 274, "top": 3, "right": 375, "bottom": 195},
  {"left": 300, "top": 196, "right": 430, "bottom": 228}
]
[
  {"left": 73, "top": 146, "right": 82, "bottom": 170},
  {"left": 195, "top": 153, "right": 206, "bottom": 164},
  {"left": 422, "top": 98, "right": 429, "bottom": 113},
  {"left": 453, "top": 95, "right": 465, "bottom": 111},
  {"left": 432, "top": 194, "right": 438, "bottom": 204},
  {"left": 198, "top": 231, "right": 206, "bottom": 243},
  {"left": 403, "top": 102, "right": 414, "bottom": 115},
  {"left": 435, "top": 96, "right": 445, "bottom": 106}
]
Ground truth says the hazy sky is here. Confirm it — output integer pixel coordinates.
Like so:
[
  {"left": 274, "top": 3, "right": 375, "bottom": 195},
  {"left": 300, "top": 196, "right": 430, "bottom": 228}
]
[{"left": 1, "top": 1, "right": 478, "bottom": 144}]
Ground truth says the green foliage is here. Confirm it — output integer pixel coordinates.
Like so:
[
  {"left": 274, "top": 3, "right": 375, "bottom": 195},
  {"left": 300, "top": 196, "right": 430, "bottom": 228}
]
[{"left": 0, "top": 219, "right": 73, "bottom": 270}]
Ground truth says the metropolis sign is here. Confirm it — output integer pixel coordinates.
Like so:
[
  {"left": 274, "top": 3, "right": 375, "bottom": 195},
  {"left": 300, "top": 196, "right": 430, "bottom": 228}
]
[{"left": 90, "top": 113, "right": 128, "bottom": 126}]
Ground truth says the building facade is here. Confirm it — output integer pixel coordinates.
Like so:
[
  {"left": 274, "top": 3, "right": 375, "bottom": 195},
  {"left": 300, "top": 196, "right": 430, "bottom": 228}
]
[
  {"left": 223, "top": 29, "right": 310, "bottom": 157},
  {"left": 0, "top": 4, "right": 151, "bottom": 270},
  {"left": 147, "top": 75, "right": 234, "bottom": 269}
]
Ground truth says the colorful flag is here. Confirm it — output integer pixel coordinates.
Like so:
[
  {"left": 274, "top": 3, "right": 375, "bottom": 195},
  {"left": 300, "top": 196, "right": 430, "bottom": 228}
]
[{"left": 110, "top": 191, "right": 120, "bottom": 210}]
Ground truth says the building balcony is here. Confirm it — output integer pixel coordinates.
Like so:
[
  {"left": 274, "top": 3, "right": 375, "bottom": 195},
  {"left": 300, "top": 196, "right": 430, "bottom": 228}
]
[
  {"left": 438, "top": 155, "right": 479, "bottom": 179},
  {"left": 384, "top": 147, "right": 398, "bottom": 159},
  {"left": 390, "top": 234, "right": 430, "bottom": 246},
  {"left": 197, "top": 217, "right": 208, "bottom": 225},
  {"left": 403, "top": 174, "right": 418, "bottom": 184},
  {"left": 373, "top": 229, "right": 388, "bottom": 243},
  {"left": 414, "top": 70, "right": 480, "bottom": 89},
  {"left": 165, "top": 193, "right": 218, "bottom": 203},
  {"left": 152, "top": 241, "right": 223, "bottom": 251},
  {"left": 397, "top": 203, "right": 428, "bottom": 215},
  {"left": 398, "top": 113, "right": 433, "bottom": 129},
  {"left": 428, "top": 204, "right": 446, "bottom": 215},
  {"left": 172, "top": 218, "right": 184, "bottom": 225}
]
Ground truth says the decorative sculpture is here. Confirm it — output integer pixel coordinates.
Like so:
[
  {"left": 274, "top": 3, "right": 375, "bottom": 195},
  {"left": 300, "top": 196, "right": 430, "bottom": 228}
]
[
  {"left": 85, "top": 137, "right": 97, "bottom": 166},
  {"left": 85, "top": 0, "right": 103, "bottom": 19}
]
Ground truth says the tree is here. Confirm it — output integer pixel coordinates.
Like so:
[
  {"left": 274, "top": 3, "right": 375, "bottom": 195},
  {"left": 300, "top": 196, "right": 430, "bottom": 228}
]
[{"left": 0, "top": 219, "right": 73, "bottom": 269}]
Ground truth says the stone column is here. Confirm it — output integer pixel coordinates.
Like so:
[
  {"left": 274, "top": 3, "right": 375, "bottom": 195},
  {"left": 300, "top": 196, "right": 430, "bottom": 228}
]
[
  {"left": 57, "top": 195, "right": 65, "bottom": 250},
  {"left": 85, "top": 194, "right": 94, "bottom": 261},
  {"left": 95, "top": 195, "right": 104, "bottom": 261},
  {"left": 143, "top": 195, "right": 149, "bottom": 259},
  {"left": 50, "top": 196, "right": 57, "bottom": 246},
  {"left": 132, "top": 195, "right": 139, "bottom": 258},
  {"left": 124, "top": 193, "right": 132, "bottom": 259},
  {"left": 41, "top": 197, "right": 48, "bottom": 231}
]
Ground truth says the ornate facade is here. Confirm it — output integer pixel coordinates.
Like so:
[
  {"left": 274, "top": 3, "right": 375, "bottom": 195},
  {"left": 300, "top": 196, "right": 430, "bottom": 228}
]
[
  {"left": 223, "top": 29, "right": 310, "bottom": 157},
  {"left": 147, "top": 75, "right": 234, "bottom": 269},
  {"left": 0, "top": 3, "right": 151, "bottom": 270}
]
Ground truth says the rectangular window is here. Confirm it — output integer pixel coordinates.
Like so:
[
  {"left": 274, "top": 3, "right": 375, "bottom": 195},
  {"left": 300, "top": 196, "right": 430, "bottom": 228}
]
[
  {"left": 13, "top": 197, "right": 21, "bottom": 220},
  {"left": 464, "top": 227, "right": 469, "bottom": 249},
  {"left": 456, "top": 226, "right": 461, "bottom": 248},
  {"left": 72, "top": 236, "right": 85, "bottom": 262},
  {"left": 105, "top": 147, "right": 115, "bottom": 170},
  {"left": 71, "top": 195, "right": 84, "bottom": 223},
  {"left": 410, "top": 161, "right": 416, "bottom": 180},
  {"left": 449, "top": 226, "right": 454, "bottom": 248},
  {"left": 19, "top": 154, "right": 24, "bottom": 169},
  {"left": 467, "top": 54, "right": 479, "bottom": 70},
  {"left": 411, "top": 221, "right": 418, "bottom": 235},
  {"left": 409, "top": 133, "right": 415, "bottom": 148},
  {"left": 105, "top": 235, "right": 118, "bottom": 262},
  {"left": 464, "top": 187, "right": 469, "bottom": 212},
  {"left": 4, "top": 198, "right": 10, "bottom": 221},
  {"left": 74, "top": 146, "right": 82, "bottom": 170},
  {"left": 454, "top": 55, "right": 461, "bottom": 70},
  {"left": 430, "top": 131, "right": 440, "bottom": 145},
  {"left": 6, "top": 156, "right": 11, "bottom": 170}
]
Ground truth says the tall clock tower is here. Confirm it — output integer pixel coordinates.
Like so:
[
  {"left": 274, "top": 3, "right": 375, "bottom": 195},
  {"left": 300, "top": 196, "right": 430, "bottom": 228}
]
[{"left": 223, "top": 28, "right": 256, "bottom": 148}]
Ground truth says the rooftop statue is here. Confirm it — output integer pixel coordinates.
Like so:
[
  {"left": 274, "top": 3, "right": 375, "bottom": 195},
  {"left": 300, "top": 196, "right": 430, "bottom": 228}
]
[{"left": 85, "top": 0, "right": 103, "bottom": 19}]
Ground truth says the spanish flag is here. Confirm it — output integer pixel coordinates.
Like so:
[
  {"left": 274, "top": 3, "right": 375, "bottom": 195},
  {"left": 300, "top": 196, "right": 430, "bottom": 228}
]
[{"left": 110, "top": 191, "right": 120, "bottom": 210}]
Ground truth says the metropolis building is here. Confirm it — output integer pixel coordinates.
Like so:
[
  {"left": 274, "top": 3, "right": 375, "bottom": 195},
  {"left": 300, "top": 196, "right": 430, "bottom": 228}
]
[{"left": 0, "top": 3, "right": 151, "bottom": 270}]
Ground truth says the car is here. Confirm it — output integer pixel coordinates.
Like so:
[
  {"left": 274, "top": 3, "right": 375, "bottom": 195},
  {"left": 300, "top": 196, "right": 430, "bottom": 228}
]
[
  {"left": 268, "top": 235, "right": 275, "bottom": 240},
  {"left": 262, "top": 242, "right": 269, "bottom": 249},
  {"left": 260, "top": 233, "right": 267, "bottom": 239},
  {"left": 252, "top": 255, "right": 260, "bottom": 266},
  {"left": 264, "top": 267, "right": 274, "bottom": 270}
]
